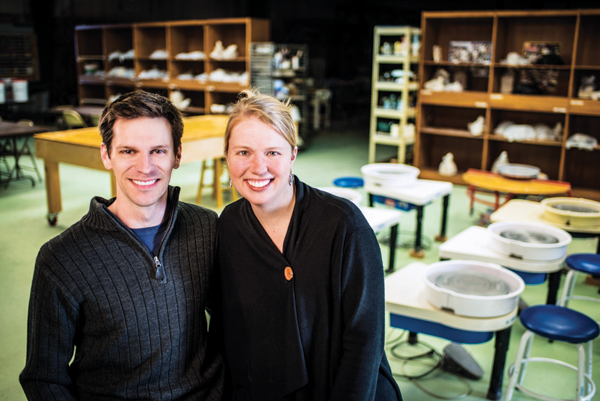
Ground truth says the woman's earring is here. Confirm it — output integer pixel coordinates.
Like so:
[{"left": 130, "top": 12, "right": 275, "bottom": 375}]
[
  {"left": 229, "top": 178, "right": 232, "bottom": 188},
  {"left": 289, "top": 172, "right": 293, "bottom": 186}
]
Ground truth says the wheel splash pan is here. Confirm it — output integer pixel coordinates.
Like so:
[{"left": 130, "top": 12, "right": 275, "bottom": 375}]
[
  {"left": 487, "top": 221, "right": 571, "bottom": 261},
  {"left": 541, "top": 197, "right": 600, "bottom": 228},
  {"left": 361, "top": 163, "right": 420, "bottom": 188},
  {"left": 424, "top": 260, "right": 525, "bottom": 318}
]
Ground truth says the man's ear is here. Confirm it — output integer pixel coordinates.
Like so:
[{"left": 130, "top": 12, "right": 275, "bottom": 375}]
[
  {"left": 100, "top": 143, "right": 113, "bottom": 171},
  {"left": 174, "top": 144, "right": 182, "bottom": 169}
]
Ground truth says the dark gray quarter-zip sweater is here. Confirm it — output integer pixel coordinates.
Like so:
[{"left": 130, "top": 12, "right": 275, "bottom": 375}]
[{"left": 20, "top": 186, "right": 226, "bottom": 400}]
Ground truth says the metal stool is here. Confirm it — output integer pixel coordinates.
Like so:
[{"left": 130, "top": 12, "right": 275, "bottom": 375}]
[
  {"left": 503, "top": 305, "right": 599, "bottom": 401},
  {"left": 559, "top": 254, "right": 600, "bottom": 310}
]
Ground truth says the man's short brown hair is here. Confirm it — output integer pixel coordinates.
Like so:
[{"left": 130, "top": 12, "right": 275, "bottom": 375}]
[{"left": 99, "top": 90, "right": 183, "bottom": 157}]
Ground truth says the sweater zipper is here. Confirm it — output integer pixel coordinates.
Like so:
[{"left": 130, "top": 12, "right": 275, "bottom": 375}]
[{"left": 154, "top": 255, "right": 166, "bottom": 282}]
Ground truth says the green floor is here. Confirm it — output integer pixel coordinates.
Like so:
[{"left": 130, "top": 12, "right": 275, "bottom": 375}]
[{"left": 1, "top": 127, "right": 599, "bottom": 400}]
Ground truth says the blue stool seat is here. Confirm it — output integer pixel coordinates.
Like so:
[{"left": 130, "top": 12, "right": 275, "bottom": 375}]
[
  {"left": 520, "top": 305, "right": 599, "bottom": 343},
  {"left": 566, "top": 253, "right": 600, "bottom": 275},
  {"left": 333, "top": 177, "right": 364, "bottom": 188}
]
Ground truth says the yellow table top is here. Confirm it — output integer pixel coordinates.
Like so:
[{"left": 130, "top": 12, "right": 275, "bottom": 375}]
[
  {"left": 462, "top": 169, "right": 571, "bottom": 195},
  {"left": 34, "top": 115, "right": 229, "bottom": 148}
]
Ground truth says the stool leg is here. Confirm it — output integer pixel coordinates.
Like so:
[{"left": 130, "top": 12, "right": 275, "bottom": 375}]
[
  {"left": 577, "top": 343, "right": 585, "bottom": 401},
  {"left": 503, "top": 330, "right": 534, "bottom": 401},
  {"left": 196, "top": 160, "right": 207, "bottom": 205},
  {"left": 585, "top": 340, "right": 593, "bottom": 399},
  {"left": 559, "top": 270, "right": 577, "bottom": 308},
  {"left": 517, "top": 330, "right": 534, "bottom": 386}
]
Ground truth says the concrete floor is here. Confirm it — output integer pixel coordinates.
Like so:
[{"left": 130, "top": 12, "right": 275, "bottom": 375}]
[{"left": 1, "top": 126, "right": 599, "bottom": 400}]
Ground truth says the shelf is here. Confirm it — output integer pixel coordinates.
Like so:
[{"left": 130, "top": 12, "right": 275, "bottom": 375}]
[
  {"left": 376, "top": 81, "right": 419, "bottom": 91},
  {"left": 568, "top": 99, "right": 600, "bottom": 116},
  {"left": 78, "top": 76, "right": 106, "bottom": 84},
  {"left": 420, "top": 127, "right": 482, "bottom": 139},
  {"left": 377, "top": 55, "right": 420, "bottom": 64},
  {"left": 372, "top": 133, "right": 414, "bottom": 145},
  {"left": 77, "top": 55, "right": 105, "bottom": 61},
  {"left": 574, "top": 65, "right": 600, "bottom": 70},
  {"left": 487, "top": 134, "right": 562, "bottom": 147},
  {"left": 488, "top": 94, "right": 569, "bottom": 113},
  {"left": 374, "top": 108, "right": 416, "bottom": 119},
  {"left": 420, "top": 90, "right": 489, "bottom": 108},
  {"left": 418, "top": 167, "right": 468, "bottom": 185},
  {"left": 423, "top": 61, "right": 490, "bottom": 68},
  {"left": 493, "top": 63, "right": 571, "bottom": 70}
]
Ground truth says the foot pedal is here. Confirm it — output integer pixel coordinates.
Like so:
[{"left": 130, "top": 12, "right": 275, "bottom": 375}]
[{"left": 441, "top": 343, "right": 484, "bottom": 380}]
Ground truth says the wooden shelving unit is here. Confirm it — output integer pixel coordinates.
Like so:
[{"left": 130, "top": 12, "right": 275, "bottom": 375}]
[
  {"left": 74, "top": 18, "right": 270, "bottom": 114},
  {"left": 415, "top": 9, "right": 600, "bottom": 200},
  {"left": 368, "top": 26, "right": 420, "bottom": 164}
]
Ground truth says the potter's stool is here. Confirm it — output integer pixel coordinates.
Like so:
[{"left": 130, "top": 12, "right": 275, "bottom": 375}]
[
  {"left": 360, "top": 207, "right": 402, "bottom": 273},
  {"left": 503, "top": 305, "right": 599, "bottom": 401},
  {"left": 366, "top": 179, "right": 452, "bottom": 258},
  {"left": 196, "top": 157, "right": 237, "bottom": 208},
  {"left": 439, "top": 226, "right": 566, "bottom": 305},
  {"left": 558, "top": 254, "right": 600, "bottom": 312}
]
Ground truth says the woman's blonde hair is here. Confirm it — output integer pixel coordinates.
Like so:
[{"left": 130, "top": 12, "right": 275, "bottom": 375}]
[{"left": 224, "top": 89, "right": 297, "bottom": 154}]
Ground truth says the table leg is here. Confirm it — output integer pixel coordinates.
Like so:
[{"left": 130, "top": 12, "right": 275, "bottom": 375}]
[
  {"left": 486, "top": 326, "right": 512, "bottom": 401},
  {"left": 410, "top": 206, "right": 425, "bottom": 258},
  {"left": 368, "top": 193, "right": 374, "bottom": 207},
  {"left": 44, "top": 160, "right": 62, "bottom": 224},
  {"left": 546, "top": 271, "right": 562, "bottom": 305},
  {"left": 387, "top": 224, "right": 398, "bottom": 273},
  {"left": 435, "top": 194, "right": 450, "bottom": 242},
  {"left": 468, "top": 185, "right": 475, "bottom": 215}
]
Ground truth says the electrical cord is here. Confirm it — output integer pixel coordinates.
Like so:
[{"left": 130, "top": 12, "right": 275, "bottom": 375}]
[
  {"left": 377, "top": 230, "right": 432, "bottom": 250},
  {"left": 385, "top": 331, "right": 473, "bottom": 400}
]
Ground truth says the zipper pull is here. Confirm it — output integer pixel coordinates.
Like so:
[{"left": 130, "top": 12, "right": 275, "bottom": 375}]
[{"left": 154, "top": 256, "right": 166, "bottom": 282}]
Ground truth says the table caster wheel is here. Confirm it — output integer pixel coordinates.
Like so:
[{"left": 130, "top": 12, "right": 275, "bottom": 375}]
[{"left": 47, "top": 213, "right": 58, "bottom": 226}]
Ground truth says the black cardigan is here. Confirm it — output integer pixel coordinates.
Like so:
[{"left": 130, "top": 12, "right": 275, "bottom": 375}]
[
  {"left": 20, "top": 186, "right": 226, "bottom": 400},
  {"left": 218, "top": 177, "right": 401, "bottom": 401}
]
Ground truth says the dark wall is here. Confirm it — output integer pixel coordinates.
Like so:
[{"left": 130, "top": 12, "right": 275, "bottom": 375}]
[{"left": 11, "top": 0, "right": 600, "bottom": 116}]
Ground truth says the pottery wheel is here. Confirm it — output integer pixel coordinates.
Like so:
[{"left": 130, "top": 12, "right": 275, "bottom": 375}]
[
  {"left": 500, "top": 229, "right": 559, "bottom": 244},
  {"left": 551, "top": 204, "right": 598, "bottom": 213},
  {"left": 435, "top": 272, "right": 510, "bottom": 296}
]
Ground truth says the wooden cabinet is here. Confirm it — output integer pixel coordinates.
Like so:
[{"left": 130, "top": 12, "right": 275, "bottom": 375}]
[
  {"left": 369, "top": 26, "right": 420, "bottom": 164},
  {"left": 74, "top": 18, "right": 270, "bottom": 114},
  {"left": 415, "top": 9, "right": 600, "bottom": 200}
]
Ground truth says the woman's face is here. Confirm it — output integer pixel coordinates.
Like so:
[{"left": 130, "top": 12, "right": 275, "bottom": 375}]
[{"left": 227, "top": 117, "right": 297, "bottom": 212}]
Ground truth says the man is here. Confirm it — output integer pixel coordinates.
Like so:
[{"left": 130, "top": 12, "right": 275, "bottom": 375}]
[{"left": 20, "top": 91, "right": 225, "bottom": 400}]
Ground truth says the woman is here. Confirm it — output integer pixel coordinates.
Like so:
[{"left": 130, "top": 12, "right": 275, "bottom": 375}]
[{"left": 218, "top": 89, "right": 402, "bottom": 401}]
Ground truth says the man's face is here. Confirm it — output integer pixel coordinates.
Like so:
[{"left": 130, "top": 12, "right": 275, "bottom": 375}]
[{"left": 101, "top": 117, "right": 181, "bottom": 215}]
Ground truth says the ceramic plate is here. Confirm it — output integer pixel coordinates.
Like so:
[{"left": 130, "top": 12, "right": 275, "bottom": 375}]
[{"left": 497, "top": 163, "right": 540, "bottom": 180}]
